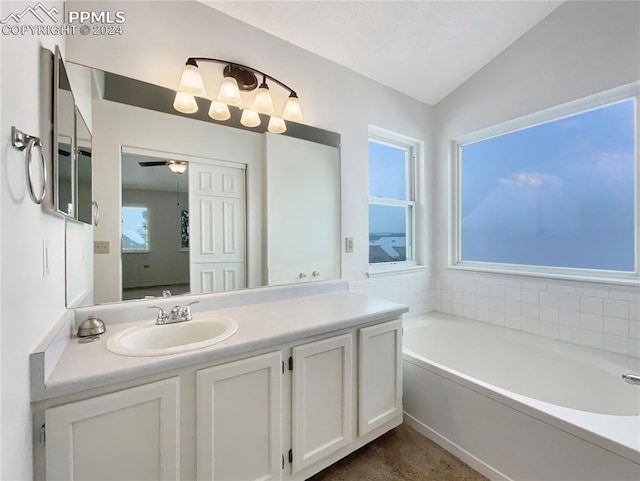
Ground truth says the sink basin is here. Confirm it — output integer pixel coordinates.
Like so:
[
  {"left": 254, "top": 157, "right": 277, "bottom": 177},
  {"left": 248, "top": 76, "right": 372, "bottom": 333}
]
[{"left": 106, "top": 316, "right": 238, "bottom": 357}]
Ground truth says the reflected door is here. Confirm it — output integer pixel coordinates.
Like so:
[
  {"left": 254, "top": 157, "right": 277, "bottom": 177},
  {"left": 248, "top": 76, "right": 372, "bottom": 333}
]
[{"left": 189, "top": 162, "right": 246, "bottom": 293}]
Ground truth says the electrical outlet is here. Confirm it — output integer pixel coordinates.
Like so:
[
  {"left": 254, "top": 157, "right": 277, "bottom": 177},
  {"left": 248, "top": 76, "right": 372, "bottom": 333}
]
[
  {"left": 94, "top": 240, "right": 110, "bottom": 254},
  {"left": 345, "top": 237, "right": 354, "bottom": 253}
]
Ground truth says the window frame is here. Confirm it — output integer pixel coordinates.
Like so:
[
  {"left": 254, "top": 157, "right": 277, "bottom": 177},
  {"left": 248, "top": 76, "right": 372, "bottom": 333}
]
[
  {"left": 122, "top": 204, "right": 151, "bottom": 253},
  {"left": 368, "top": 126, "right": 423, "bottom": 275},
  {"left": 450, "top": 82, "right": 640, "bottom": 285}
]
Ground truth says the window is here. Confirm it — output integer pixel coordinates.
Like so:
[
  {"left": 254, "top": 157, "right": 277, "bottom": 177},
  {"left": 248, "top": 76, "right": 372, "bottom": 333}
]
[
  {"left": 368, "top": 128, "right": 418, "bottom": 267},
  {"left": 454, "top": 91, "right": 637, "bottom": 279},
  {"left": 122, "top": 206, "right": 149, "bottom": 252}
]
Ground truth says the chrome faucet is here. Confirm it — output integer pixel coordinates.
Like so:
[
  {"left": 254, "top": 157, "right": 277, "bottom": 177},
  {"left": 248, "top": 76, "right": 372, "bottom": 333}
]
[
  {"left": 622, "top": 373, "right": 640, "bottom": 386},
  {"left": 148, "top": 301, "right": 199, "bottom": 325}
]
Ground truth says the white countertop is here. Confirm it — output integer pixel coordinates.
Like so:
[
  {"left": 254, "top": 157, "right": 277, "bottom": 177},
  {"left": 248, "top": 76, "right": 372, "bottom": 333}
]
[{"left": 34, "top": 292, "right": 407, "bottom": 401}]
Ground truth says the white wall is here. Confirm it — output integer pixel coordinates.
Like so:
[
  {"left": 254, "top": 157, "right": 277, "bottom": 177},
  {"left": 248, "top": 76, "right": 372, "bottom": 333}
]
[
  {"left": 0, "top": 2, "right": 66, "bottom": 479},
  {"left": 432, "top": 1, "right": 640, "bottom": 356},
  {"left": 65, "top": 0, "right": 434, "bottom": 288}
]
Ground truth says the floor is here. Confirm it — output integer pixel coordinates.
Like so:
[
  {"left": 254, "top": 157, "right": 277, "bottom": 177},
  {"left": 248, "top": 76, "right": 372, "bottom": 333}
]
[{"left": 307, "top": 424, "right": 488, "bottom": 481}]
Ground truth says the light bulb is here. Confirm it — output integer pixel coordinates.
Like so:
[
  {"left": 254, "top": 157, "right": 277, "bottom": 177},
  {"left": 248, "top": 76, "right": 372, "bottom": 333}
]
[
  {"left": 252, "top": 82, "right": 274, "bottom": 115},
  {"left": 167, "top": 161, "right": 188, "bottom": 174},
  {"left": 178, "top": 63, "right": 205, "bottom": 96},
  {"left": 217, "top": 75, "right": 242, "bottom": 107},
  {"left": 173, "top": 91, "right": 198, "bottom": 114},
  {"left": 267, "top": 116, "right": 287, "bottom": 134},
  {"left": 282, "top": 93, "right": 303, "bottom": 122},
  {"left": 240, "top": 109, "right": 261, "bottom": 128},
  {"left": 208, "top": 100, "right": 231, "bottom": 121}
]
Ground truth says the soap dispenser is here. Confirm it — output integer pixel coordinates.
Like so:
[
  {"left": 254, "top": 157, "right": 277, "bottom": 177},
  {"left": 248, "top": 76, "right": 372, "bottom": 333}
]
[{"left": 77, "top": 314, "right": 106, "bottom": 338}]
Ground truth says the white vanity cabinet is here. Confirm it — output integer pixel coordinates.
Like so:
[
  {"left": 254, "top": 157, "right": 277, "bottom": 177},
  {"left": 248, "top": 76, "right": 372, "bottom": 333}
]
[
  {"left": 44, "top": 377, "right": 180, "bottom": 481},
  {"left": 291, "top": 333, "right": 353, "bottom": 473},
  {"left": 196, "top": 351, "right": 283, "bottom": 481},
  {"left": 37, "top": 315, "right": 404, "bottom": 481}
]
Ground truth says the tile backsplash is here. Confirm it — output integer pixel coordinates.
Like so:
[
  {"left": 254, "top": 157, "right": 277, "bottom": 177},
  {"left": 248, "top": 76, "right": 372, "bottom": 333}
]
[{"left": 433, "top": 271, "right": 639, "bottom": 358}]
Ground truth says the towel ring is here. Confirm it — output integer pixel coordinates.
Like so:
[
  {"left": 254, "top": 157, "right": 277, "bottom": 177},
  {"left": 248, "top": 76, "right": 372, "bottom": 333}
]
[{"left": 11, "top": 126, "right": 47, "bottom": 204}]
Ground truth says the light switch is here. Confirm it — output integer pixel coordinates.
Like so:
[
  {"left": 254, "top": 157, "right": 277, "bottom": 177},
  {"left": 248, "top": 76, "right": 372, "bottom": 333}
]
[
  {"left": 94, "top": 240, "right": 110, "bottom": 254},
  {"left": 345, "top": 237, "right": 354, "bottom": 253}
]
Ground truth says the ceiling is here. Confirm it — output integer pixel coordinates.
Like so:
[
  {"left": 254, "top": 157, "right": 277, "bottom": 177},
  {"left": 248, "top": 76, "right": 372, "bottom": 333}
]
[
  {"left": 122, "top": 153, "right": 189, "bottom": 193},
  {"left": 202, "top": 1, "right": 562, "bottom": 106}
]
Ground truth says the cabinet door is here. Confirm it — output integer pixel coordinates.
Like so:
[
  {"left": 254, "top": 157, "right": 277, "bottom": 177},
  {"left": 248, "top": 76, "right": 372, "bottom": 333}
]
[
  {"left": 358, "top": 319, "right": 403, "bottom": 436},
  {"left": 45, "top": 377, "right": 180, "bottom": 481},
  {"left": 196, "top": 351, "right": 282, "bottom": 481},
  {"left": 291, "top": 334, "right": 353, "bottom": 473}
]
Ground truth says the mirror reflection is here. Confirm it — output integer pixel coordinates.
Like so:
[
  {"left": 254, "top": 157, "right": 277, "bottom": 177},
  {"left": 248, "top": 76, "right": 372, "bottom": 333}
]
[
  {"left": 66, "top": 63, "right": 341, "bottom": 307},
  {"left": 55, "top": 50, "right": 75, "bottom": 218}
]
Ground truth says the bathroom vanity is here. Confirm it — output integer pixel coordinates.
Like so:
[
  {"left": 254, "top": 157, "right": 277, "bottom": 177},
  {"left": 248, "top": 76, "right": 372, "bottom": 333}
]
[{"left": 30, "top": 283, "right": 407, "bottom": 481}]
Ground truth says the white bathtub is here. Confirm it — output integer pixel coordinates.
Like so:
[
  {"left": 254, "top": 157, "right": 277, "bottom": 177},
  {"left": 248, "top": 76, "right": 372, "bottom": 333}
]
[{"left": 403, "top": 313, "right": 640, "bottom": 481}]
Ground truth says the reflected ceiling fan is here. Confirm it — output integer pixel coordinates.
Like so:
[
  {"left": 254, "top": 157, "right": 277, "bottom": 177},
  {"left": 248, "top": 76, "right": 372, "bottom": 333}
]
[{"left": 138, "top": 160, "right": 188, "bottom": 174}]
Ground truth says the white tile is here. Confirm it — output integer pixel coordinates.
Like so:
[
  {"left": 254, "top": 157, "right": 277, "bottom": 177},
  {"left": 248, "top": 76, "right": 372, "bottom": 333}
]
[
  {"left": 522, "top": 318, "right": 539, "bottom": 334},
  {"left": 521, "top": 288, "right": 539, "bottom": 304},
  {"left": 464, "top": 293, "right": 477, "bottom": 307},
  {"left": 505, "top": 300, "right": 521, "bottom": 316},
  {"left": 464, "top": 305, "right": 477, "bottom": 320},
  {"left": 558, "top": 310, "right": 580, "bottom": 327},
  {"left": 539, "top": 321, "right": 559, "bottom": 339},
  {"left": 522, "top": 280, "right": 547, "bottom": 290},
  {"left": 603, "top": 334, "right": 629, "bottom": 355},
  {"left": 490, "top": 298, "right": 505, "bottom": 313},
  {"left": 490, "top": 285, "right": 505, "bottom": 299},
  {"left": 539, "top": 291, "right": 559, "bottom": 308},
  {"left": 440, "top": 301, "right": 453, "bottom": 315},
  {"left": 477, "top": 296, "right": 491, "bottom": 310},
  {"left": 453, "top": 303, "right": 465, "bottom": 317},
  {"left": 490, "top": 310, "right": 505, "bottom": 326},
  {"left": 477, "top": 309, "right": 491, "bottom": 323},
  {"left": 580, "top": 313, "right": 603, "bottom": 332},
  {"left": 608, "top": 290, "right": 640, "bottom": 302},
  {"left": 539, "top": 307, "right": 558, "bottom": 323},
  {"left": 548, "top": 284, "right": 576, "bottom": 294},
  {"left": 603, "top": 316, "right": 629, "bottom": 337},
  {"left": 629, "top": 339, "right": 640, "bottom": 358},
  {"left": 629, "top": 300, "right": 640, "bottom": 321},
  {"left": 504, "top": 287, "right": 521, "bottom": 301},
  {"left": 453, "top": 291, "right": 464, "bottom": 305},
  {"left": 364, "top": 287, "right": 375, "bottom": 297},
  {"left": 559, "top": 325, "right": 580, "bottom": 344},
  {"left": 499, "top": 278, "right": 522, "bottom": 287},
  {"left": 521, "top": 303, "right": 539, "bottom": 319},
  {"left": 604, "top": 299, "right": 629, "bottom": 319},
  {"left": 477, "top": 282, "right": 491, "bottom": 297},
  {"left": 464, "top": 280, "right": 478, "bottom": 294},
  {"left": 441, "top": 289, "right": 452, "bottom": 302},
  {"left": 452, "top": 279, "right": 465, "bottom": 292},
  {"left": 580, "top": 296, "right": 603, "bottom": 315},
  {"left": 580, "top": 330, "right": 603, "bottom": 349},
  {"left": 558, "top": 294, "right": 579, "bottom": 312},
  {"left": 577, "top": 287, "right": 608, "bottom": 298},
  {"left": 630, "top": 320, "right": 640, "bottom": 339},
  {"left": 505, "top": 315, "right": 522, "bottom": 330}
]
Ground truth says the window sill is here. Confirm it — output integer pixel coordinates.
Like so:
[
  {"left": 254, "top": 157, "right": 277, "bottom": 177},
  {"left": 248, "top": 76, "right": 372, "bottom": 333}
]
[
  {"left": 367, "top": 264, "right": 428, "bottom": 279},
  {"left": 448, "top": 264, "right": 640, "bottom": 287}
]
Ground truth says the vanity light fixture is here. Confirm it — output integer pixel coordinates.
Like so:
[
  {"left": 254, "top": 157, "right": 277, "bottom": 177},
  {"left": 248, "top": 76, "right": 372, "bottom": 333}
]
[{"left": 174, "top": 57, "right": 303, "bottom": 134}]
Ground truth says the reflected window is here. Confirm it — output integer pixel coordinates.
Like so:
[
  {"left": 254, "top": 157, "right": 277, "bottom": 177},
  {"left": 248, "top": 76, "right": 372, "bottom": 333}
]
[
  {"left": 122, "top": 206, "right": 149, "bottom": 252},
  {"left": 458, "top": 98, "right": 636, "bottom": 272},
  {"left": 368, "top": 133, "right": 416, "bottom": 265}
]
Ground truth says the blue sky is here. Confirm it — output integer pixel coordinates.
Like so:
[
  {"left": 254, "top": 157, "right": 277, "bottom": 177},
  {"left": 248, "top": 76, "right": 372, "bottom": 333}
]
[{"left": 461, "top": 99, "right": 636, "bottom": 271}]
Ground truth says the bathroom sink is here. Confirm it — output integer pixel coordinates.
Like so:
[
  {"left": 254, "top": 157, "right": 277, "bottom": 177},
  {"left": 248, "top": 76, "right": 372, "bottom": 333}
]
[{"left": 106, "top": 316, "right": 238, "bottom": 357}]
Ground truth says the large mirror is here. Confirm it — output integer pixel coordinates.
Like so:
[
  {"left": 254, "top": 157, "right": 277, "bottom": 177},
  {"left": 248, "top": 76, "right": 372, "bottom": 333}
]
[{"left": 66, "top": 63, "right": 341, "bottom": 306}]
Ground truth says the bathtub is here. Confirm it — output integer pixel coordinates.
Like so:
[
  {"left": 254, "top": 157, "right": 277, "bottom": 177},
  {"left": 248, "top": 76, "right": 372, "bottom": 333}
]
[{"left": 402, "top": 313, "right": 640, "bottom": 481}]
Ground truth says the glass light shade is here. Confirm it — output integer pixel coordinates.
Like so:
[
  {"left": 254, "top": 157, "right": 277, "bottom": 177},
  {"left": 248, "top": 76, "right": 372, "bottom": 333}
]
[
  {"left": 167, "top": 161, "right": 188, "bottom": 174},
  {"left": 267, "top": 116, "right": 287, "bottom": 134},
  {"left": 240, "top": 109, "right": 261, "bottom": 128},
  {"left": 252, "top": 86, "right": 274, "bottom": 114},
  {"left": 208, "top": 100, "right": 231, "bottom": 121},
  {"left": 178, "top": 64, "right": 206, "bottom": 96},
  {"left": 282, "top": 95, "right": 303, "bottom": 122},
  {"left": 173, "top": 91, "right": 198, "bottom": 114},
  {"left": 217, "top": 76, "right": 242, "bottom": 107}
]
